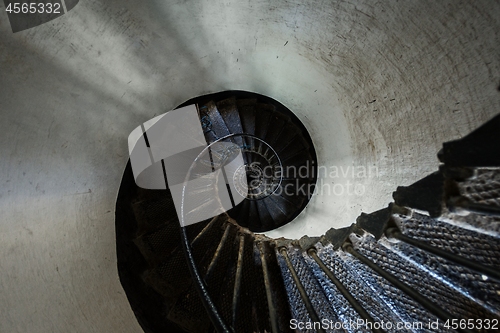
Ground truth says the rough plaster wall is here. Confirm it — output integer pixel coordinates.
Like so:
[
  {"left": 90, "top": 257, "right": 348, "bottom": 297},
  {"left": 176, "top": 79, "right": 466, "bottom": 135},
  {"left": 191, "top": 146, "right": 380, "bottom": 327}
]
[{"left": 0, "top": 0, "right": 499, "bottom": 332}]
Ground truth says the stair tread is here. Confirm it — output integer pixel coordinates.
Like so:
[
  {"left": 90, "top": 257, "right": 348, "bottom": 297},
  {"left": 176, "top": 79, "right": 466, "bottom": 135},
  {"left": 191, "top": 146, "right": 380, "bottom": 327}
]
[
  {"left": 255, "top": 199, "right": 275, "bottom": 231},
  {"left": 259, "top": 241, "right": 293, "bottom": 332},
  {"left": 216, "top": 97, "right": 244, "bottom": 147},
  {"left": 276, "top": 249, "right": 315, "bottom": 326},
  {"left": 143, "top": 219, "right": 222, "bottom": 299},
  {"left": 236, "top": 99, "right": 257, "bottom": 136},
  {"left": 317, "top": 243, "right": 445, "bottom": 330},
  {"left": 372, "top": 233, "right": 500, "bottom": 312},
  {"left": 167, "top": 283, "right": 212, "bottom": 333},
  {"left": 132, "top": 195, "right": 178, "bottom": 231},
  {"left": 145, "top": 247, "right": 191, "bottom": 299},
  {"left": 263, "top": 112, "right": 288, "bottom": 147},
  {"left": 133, "top": 222, "right": 181, "bottom": 264},
  {"left": 246, "top": 200, "right": 260, "bottom": 231},
  {"left": 393, "top": 211, "right": 500, "bottom": 268},
  {"left": 277, "top": 132, "right": 309, "bottom": 157},
  {"left": 199, "top": 101, "right": 231, "bottom": 142},
  {"left": 272, "top": 122, "right": 301, "bottom": 153},
  {"left": 281, "top": 246, "right": 340, "bottom": 324},
  {"left": 275, "top": 178, "right": 312, "bottom": 203},
  {"left": 214, "top": 233, "right": 240, "bottom": 328},
  {"left": 253, "top": 103, "right": 275, "bottom": 140},
  {"left": 440, "top": 210, "right": 500, "bottom": 237},
  {"left": 352, "top": 233, "right": 500, "bottom": 319},
  {"left": 266, "top": 194, "right": 295, "bottom": 217},
  {"left": 304, "top": 247, "right": 371, "bottom": 331},
  {"left": 234, "top": 236, "right": 271, "bottom": 332},
  {"left": 167, "top": 221, "right": 231, "bottom": 332},
  {"left": 280, "top": 151, "right": 314, "bottom": 182},
  {"left": 205, "top": 224, "right": 236, "bottom": 278},
  {"left": 262, "top": 196, "right": 289, "bottom": 229},
  {"left": 235, "top": 200, "right": 250, "bottom": 228},
  {"left": 454, "top": 167, "right": 500, "bottom": 207}
]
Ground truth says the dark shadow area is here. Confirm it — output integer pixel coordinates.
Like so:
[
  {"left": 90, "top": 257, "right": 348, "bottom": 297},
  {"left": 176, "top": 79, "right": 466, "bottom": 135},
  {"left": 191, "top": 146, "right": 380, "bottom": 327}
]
[{"left": 116, "top": 161, "right": 187, "bottom": 333}]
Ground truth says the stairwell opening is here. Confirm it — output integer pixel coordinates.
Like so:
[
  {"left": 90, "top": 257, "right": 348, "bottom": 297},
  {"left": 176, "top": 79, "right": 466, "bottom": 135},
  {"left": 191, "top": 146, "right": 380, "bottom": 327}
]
[{"left": 175, "top": 90, "right": 319, "bottom": 233}]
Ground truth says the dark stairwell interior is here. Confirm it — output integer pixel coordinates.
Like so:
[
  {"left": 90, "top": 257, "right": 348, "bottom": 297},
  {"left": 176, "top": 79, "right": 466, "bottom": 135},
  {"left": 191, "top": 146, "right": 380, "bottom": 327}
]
[{"left": 116, "top": 92, "right": 500, "bottom": 333}]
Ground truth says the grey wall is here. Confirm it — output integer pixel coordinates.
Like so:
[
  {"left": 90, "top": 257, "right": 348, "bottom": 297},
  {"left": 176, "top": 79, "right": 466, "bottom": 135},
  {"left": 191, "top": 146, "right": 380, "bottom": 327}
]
[{"left": 1, "top": 0, "right": 499, "bottom": 332}]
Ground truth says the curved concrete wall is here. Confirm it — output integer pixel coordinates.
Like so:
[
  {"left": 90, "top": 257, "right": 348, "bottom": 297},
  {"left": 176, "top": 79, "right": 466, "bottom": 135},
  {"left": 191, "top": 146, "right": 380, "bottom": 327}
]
[{"left": 1, "top": 0, "right": 499, "bottom": 331}]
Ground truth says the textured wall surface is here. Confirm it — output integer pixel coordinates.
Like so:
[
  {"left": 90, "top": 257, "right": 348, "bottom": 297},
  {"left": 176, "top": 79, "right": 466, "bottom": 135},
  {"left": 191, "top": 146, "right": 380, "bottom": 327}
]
[{"left": 1, "top": 0, "right": 499, "bottom": 332}]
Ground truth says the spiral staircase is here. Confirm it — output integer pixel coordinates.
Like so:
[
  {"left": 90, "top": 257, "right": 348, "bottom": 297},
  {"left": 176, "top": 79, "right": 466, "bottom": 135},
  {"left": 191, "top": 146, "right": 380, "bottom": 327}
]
[{"left": 116, "top": 92, "right": 500, "bottom": 333}]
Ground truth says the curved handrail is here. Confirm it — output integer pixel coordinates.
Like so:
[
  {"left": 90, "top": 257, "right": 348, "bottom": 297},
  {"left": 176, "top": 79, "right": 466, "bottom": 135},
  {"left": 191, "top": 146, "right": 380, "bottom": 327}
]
[{"left": 178, "top": 133, "right": 270, "bottom": 333}]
